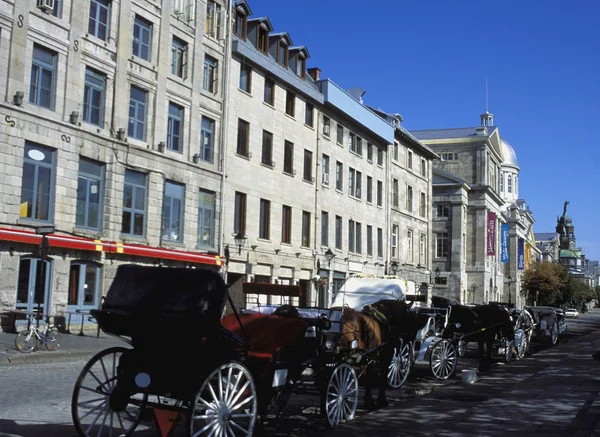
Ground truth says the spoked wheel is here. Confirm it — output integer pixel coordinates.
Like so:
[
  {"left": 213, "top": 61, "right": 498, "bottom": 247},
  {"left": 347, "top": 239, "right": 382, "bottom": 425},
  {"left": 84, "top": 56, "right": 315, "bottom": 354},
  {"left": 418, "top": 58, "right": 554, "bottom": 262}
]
[
  {"left": 430, "top": 339, "right": 457, "bottom": 380},
  {"left": 457, "top": 340, "right": 467, "bottom": 358},
  {"left": 72, "top": 346, "right": 147, "bottom": 437},
  {"left": 44, "top": 328, "right": 60, "bottom": 351},
  {"left": 504, "top": 339, "right": 514, "bottom": 363},
  {"left": 15, "top": 330, "right": 37, "bottom": 353},
  {"left": 550, "top": 322, "right": 559, "bottom": 345},
  {"left": 321, "top": 362, "right": 358, "bottom": 427},
  {"left": 516, "top": 332, "right": 528, "bottom": 360},
  {"left": 189, "top": 361, "right": 257, "bottom": 437},
  {"left": 387, "top": 339, "right": 412, "bottom": 388}
]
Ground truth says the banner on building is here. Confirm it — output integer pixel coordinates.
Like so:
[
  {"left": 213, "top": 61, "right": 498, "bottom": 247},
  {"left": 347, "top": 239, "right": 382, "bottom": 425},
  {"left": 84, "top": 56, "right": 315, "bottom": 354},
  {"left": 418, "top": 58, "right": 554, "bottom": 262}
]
[
  {"left": 524, "top": 242, "right": 532, "bottom": 269},
  {"left": 487, "top": 212, "right": 496, "bottom": 256},
  {"left": 501, "top": 224, "right": 509, "bottom": 263},
  {"left": 518, "top": 238, "right": 525, "bottom": 270}
]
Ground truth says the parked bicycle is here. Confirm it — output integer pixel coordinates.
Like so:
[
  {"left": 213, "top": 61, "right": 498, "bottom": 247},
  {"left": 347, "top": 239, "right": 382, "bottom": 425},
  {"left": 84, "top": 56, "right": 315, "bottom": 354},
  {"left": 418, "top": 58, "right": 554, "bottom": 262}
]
[{"left": 15, "top": 315, "right": 60, "bottom": 353}]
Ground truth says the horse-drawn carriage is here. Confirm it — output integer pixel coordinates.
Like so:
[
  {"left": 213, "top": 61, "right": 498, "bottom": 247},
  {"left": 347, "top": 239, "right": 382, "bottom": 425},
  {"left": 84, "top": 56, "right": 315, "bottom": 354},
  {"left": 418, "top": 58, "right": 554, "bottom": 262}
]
[
  {"left": 524, "top": 306, "right": 567, "bottom": 346},
  {"left": 71, "top": 265, "right": 357, "bottom": 437}
]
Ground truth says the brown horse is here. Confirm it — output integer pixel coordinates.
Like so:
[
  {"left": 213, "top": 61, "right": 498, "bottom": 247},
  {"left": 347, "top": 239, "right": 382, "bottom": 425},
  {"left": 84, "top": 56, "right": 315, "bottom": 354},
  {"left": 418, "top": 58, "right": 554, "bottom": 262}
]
[{"left": 333, "top": 299, "right": 415, "bottom": 410}]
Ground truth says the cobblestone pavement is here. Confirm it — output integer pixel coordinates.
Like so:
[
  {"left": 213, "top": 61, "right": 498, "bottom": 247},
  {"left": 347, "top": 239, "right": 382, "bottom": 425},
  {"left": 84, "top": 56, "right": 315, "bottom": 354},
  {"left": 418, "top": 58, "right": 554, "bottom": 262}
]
[{"left": 0, "top": 312, "right": 599, "bottom": 436}]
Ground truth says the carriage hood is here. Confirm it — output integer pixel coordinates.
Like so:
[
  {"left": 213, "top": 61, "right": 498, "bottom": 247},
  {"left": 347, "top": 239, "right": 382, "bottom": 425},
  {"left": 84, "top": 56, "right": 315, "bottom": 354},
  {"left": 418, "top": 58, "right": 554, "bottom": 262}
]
[{"left": 331, "top": 276, "right": 408, "bottom": 310}]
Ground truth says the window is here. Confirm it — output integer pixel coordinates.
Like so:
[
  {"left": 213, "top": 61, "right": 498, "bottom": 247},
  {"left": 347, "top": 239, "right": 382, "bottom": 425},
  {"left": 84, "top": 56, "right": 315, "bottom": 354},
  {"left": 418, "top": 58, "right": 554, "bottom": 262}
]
[
  {"left": 295, "top": 54, "right": 306, "bottom": 78},
  {"left": 76, "top": 157, "right": 104, "bottom": 230},
  {"left": 323, "top": 116, "right": 331, "bottom": 137},
  {"left": 356, "top": 171, "right": 362, "bottom": 199},
  {"left": 393, "top": 142, "right": 399, "bottom": 161},
  {"left": 367, "top": 143, "right": 373, "bottom": 161},
  {"left": 392, "top": 179, "right": 399, "bottom": 207},
  {"left": 203, "top": 55, "right": 217, "bottom": 93},
  {"left": 302, "top": 211, "right": 310, "bottom": 247},
  {"left": 234, "top": 191, "right": 247, "bottom": 235},
  {"left": 233, "top": 9, "right": 247, "bottom": 38},
  {"left": 282, "top": 205, "right": 292, "bottom": 244},
  {"left": 303, "top": 149, "right": 313, "bottom": 181},
  {"left": 237, "top": 119, "right": 250, "bottom": 157},
  {"left": 421, "top": 158, "right": 426, "bottom": 176},
  {"left": 162, "top": 181, "right": 184, "bottom": 242},
  {"left": 30, "top": 44, "right": 57, "bottom": 109},
  {"left": 367, "top": 176, "right": 373, "bottom": 203},
  {"left": 420, "top": 234, "right": 426, "bottom": 265},
  {"left": 349, "top": 132, "right": 356, "bottom": 153},
  {"left": 171, "top": 36, "right": 188, "bottom": 79},
  {"left": 88, "top": 0, "right": 110, "bottom": 41},
  {"left": 52, "top": 0, "right": 62, "bottom": 18},
  {"left": 367, "top": 225, "right": 373, "bottom": 256},
  {"left": 198, "top": 190, "right": 215, "bottom": 247},
  {"left": 436, "top": 232, "right": 449, "bottom": 257},
  {"left": 257, "top": 26, "right": 268, "bottom": 53},
  {"left": 335, "top": 215, "right": 342, "bottom": 250},
  {"left": 259, "top": 199, "right": 270, "bottom": 240},
  {"left": 132, "top": 16, "right": 152, "bottom": 61},
  {"left": 68, "top": 262, "right": 101, "bottom": 309},
  {"left": 407, "top": 150, "right": 413, "bottom": 169},
  {"left": 167, "top": 102, "right": 184, "bottom": 152},
  {"left": 348, "top": 220, "right": 355, "bottom": 253},
  {"left": 391, "top": 225, "right": 398, "bottom": 258},
  {"left": 277, "top": 40, "right": 288, "bottom": 66},
  {"left": 239, "top": 64, "right": 252, "bottom": 93},
  {"left": 500, "top": 172, "right": 504, "bottom": 192},
  {"left": 377, "top": 228, "right": 383, "bottom": 257},
  {"left": 377, "top": 148, "right": 384, "bottom": 166},
  {"left": 437, "top": 204, "right": 449, "bottom": 217},
  {"left": 285, "top": 91, "right": 295, "bottom": 116},
  {"left": 205, "top": 0, "right": 222, "bottom": 38},
  {"left": 83, "top": 67, "right": 106, "bottom": 126},
  {"left": 335, "top": 161, "right": 343, "bottom": 191},
  {"left": 356, "top": 137, "right": 363, "bottom": 155},
  {"left": 200, "top": 116, "right": 215, "bottom": 164},
  {"left": 284, "top": 141, "right": 294, "bottom": 174},
  {"left": 377, "top": 180, "right": 383, "bottom": 207},
  {"left": 122, "top": 169, "right": 147, "bottom": 237},
  {"left": 348, "top": 168, "right": 361, "bottom": 198},
  {"left": 305, "top": 103, "right": 314, "bottom": 127},
  {"left": 336, "top": 124, "right": 343, "bottom": 145},
  {"left": 20, "top": 143, "right": 55, "bottom": 222},
  {"left": 508, "top": 175, "right": 513, "bottom": 193},
  {"left": 321, "top": 154, "right": 330, "bottom": 185},
  {"left": 264, "top": 77, "right": 275, "bottom": 105},
  {"left": 261, "top": 130, "right": 273, "bottom": 166},
  {"left": 128, "top": 85, "right": 147, "bottom": 140},
  {"left": 173, "top": 0, "right": 195, "bottom": 21},
  {"left": 356, "top": 222, "right": 362, "bottom": 254},
  {"left": 420, "top": 192, "right": 426, "bottom": 217},
  {"left": 406, "top": 185, "right": 413, "bottom": 212},
  {"left": 407, "top": 230, "right": 413, "bottom": 262},
  {"left": 321, "top": 211, "right": 328, "bottom": 246}
]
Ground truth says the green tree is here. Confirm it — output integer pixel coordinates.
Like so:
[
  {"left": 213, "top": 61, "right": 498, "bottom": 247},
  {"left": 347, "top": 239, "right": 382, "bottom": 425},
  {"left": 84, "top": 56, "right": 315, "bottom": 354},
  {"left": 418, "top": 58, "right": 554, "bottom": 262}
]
[{"left": 521, "top": 261, "right": 569, "bottom": 306}]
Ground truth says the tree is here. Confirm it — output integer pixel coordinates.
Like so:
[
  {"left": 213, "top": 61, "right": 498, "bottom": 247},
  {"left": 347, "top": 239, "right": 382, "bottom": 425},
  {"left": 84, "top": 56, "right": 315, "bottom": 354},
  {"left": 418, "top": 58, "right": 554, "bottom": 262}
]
[{"left": 521, "top": 261, "right": 569, "bottom": 306}]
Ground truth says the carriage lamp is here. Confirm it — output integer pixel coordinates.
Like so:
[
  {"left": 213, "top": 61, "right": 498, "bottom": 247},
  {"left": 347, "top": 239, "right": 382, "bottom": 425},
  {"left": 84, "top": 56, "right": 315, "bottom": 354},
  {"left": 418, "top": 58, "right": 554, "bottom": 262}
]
[
  {"left": 234, "top": 232, "right": 247, "bottom": 255},
  {"left": 324, "top": 247, "right": 335, "bottom": 267}
]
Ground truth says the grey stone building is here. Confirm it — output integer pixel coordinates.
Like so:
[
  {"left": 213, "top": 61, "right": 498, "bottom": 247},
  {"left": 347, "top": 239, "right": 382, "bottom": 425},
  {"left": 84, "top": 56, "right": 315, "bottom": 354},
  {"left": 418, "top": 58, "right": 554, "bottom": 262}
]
[{"left": 0, "top": 0, "right": 229, "bottom": 330}]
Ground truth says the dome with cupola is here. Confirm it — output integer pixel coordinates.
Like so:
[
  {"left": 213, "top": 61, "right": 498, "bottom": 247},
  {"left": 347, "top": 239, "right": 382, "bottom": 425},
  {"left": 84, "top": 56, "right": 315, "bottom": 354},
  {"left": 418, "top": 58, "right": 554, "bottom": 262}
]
[{"left": 501, "top": 138, "right": 519, "bottom": 169}]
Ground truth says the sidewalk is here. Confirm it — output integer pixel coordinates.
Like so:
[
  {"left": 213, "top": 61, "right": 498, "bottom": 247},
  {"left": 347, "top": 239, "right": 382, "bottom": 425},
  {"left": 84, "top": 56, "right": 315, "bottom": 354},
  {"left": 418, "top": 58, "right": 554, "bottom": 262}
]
[{"left": 0, "top": 330, "right": 127, "bottom": 366}]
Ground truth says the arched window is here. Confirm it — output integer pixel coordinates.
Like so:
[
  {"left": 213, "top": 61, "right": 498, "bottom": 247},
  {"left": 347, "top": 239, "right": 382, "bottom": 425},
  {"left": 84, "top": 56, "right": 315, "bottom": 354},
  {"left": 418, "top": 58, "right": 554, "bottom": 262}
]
[
  {"left": 500, "top": 172, "right": 504, "bottom": 192},
  {"left": 507, "top": 175, "right": 512, "bottom": 193},
  {"left": 68, "top": 261, "right": 102, "bottom": 310}
]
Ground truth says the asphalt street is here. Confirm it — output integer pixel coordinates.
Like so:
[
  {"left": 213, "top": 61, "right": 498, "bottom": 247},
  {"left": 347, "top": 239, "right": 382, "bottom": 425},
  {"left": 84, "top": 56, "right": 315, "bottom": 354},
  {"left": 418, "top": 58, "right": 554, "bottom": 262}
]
[{"left": 0, "top": 312, "right": 598, "bottom": 437}]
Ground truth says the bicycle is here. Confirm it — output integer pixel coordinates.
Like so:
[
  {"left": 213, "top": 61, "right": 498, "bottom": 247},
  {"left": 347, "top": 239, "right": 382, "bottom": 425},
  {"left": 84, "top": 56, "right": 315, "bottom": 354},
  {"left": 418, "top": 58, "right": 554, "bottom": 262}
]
[{"left": 15, "top": 315, "right": 60, "bottom": 353}]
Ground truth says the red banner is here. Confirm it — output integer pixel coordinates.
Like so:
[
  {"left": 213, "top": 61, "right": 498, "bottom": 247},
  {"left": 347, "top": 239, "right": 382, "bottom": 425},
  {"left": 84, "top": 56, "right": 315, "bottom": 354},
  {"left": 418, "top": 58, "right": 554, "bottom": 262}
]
[{"left": 487, "top": 212, "right": 496, "bottom": 256}]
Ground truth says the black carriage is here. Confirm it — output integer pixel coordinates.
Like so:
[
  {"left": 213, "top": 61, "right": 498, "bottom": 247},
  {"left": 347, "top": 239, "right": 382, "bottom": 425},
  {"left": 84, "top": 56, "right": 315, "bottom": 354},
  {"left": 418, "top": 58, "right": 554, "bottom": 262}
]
[
  {"left": 525, "top": 306, "right": 567, "bottom": 346},
  {"left": 71, "top": 265, "right": 258, "bottom": 437}
]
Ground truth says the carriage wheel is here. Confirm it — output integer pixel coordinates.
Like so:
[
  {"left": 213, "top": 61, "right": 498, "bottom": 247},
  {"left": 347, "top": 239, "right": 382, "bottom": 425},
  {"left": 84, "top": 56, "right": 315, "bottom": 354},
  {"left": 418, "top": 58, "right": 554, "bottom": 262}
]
[
  {"left": 457, "top": 340, "right": 467, "bottom": 358},
  {"left": 387, "top": 340, "right": 412, "bottom": 388},
  {"left": 189, "top": 361, "right": 257, "bottom": 437},
  {"left": 516, "top": 332, "right": 528, "bottom": 360},
  {"left": 550, "top": 322, "right": 559, "bottom": 346},
  {"left": 430, "top": 340, "right": 457, "bottom": 380},
  {"left": 321, "top": 362, "right": 358, "bottom": 427},
  {"left": 504, "top": 339, "right": 514, "bottom": 363},
  {"left": 72, "top": 346, "right": 147, "bottom": 437}
]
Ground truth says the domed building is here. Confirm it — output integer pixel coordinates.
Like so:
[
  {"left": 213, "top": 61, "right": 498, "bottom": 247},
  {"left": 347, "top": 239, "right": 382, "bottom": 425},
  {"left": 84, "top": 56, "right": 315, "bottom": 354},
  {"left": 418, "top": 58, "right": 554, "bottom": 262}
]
[{"left": 499, "top": 138, "right": 520, "bottom": 206}]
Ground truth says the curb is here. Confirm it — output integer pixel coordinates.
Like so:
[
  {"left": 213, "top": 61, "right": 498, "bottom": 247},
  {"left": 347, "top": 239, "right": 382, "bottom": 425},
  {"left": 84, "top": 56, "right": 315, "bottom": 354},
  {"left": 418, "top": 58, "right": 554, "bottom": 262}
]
[{"left": 0, "top": 350, "right": 98, "bottom": 367}]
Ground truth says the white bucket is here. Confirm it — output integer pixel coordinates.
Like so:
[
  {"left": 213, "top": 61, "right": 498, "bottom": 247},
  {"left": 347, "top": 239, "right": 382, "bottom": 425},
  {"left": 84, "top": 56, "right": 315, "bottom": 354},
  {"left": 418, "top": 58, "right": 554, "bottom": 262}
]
[{"left": 461, "top": 369, "right": 478, "bottom": 384}]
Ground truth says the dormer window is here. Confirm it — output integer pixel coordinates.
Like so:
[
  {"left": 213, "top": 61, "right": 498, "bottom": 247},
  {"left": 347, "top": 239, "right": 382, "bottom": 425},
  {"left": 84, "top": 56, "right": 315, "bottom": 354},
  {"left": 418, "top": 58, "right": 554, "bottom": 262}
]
[
  {"left": 296, "top": 54, "right": 306, "bottom": 78},
  {"left": 233, "top": 9, "right": 247, "bottom": 39},
  {"left": 277, "top": 39, "right": 288, "bottom": 66},
  {"left": 257, "top": 26, "right": 268, "bottom": 53}
]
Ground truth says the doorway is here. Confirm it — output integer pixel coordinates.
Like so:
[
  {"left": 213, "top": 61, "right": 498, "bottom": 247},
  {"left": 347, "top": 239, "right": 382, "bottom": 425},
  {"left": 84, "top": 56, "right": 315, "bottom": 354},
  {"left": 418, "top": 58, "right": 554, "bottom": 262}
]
[{"left": 15, "top": 256, "right": 53, "bottom": 317}]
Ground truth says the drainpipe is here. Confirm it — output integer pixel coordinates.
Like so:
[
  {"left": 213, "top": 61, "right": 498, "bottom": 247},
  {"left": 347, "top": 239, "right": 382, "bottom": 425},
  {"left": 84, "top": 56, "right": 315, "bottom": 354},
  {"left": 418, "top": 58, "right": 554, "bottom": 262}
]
[{"left": 313, "top": 113, "right": 321, "bottom": 305}]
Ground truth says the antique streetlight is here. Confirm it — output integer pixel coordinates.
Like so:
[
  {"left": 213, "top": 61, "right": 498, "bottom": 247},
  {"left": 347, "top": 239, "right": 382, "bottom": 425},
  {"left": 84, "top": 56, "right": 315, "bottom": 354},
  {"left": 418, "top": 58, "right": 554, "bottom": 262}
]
[
  {"left": 505, "top": 276, "right": 516, "bottom": 306},
  {"left": 390, "top": 260, "right": 399, "bottom": 275},
  {"left": 324, "top": 247, "right": 335, "bottom": 267},
  {"left": 234, "top": 231, "right": 247, "bottom": 255}
]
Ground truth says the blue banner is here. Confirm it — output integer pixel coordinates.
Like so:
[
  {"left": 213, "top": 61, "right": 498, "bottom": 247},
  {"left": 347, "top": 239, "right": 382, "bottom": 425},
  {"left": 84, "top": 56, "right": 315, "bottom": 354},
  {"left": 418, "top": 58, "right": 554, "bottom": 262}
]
[
  {"left": 501, "top": 224, "right": 509, "bottom": 263},
  {"left": 518, "top": 238, "right": 524, "bottom": 270}
]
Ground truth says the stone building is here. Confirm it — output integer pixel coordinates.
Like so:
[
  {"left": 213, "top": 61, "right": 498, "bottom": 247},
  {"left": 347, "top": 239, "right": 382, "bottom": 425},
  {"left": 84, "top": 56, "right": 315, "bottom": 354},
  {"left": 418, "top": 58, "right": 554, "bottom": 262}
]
[{"left": 0, "top": 0, "right": 229, "bottom": 330}]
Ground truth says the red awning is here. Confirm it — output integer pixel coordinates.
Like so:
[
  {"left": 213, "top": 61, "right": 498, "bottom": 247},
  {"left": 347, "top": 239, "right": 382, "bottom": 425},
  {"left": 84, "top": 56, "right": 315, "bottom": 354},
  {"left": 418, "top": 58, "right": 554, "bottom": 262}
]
[
  {"left": 242, "top": 282, "right": 303, "bottom": 297},
  {"left": 0, "top": 227, "right": 221, "bottom": 266}
]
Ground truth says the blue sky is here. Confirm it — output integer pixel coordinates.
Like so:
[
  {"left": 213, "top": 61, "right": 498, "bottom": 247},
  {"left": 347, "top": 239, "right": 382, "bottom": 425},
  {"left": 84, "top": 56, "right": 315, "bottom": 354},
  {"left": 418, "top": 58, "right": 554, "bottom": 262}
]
[{"left": 249, "top": 0, "right": 600, "bottom": 260}]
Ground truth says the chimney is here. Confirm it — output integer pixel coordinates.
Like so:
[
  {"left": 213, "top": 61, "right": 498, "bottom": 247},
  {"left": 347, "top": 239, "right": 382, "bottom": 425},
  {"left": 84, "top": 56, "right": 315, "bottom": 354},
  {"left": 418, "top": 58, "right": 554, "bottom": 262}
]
[{"left": 307, "top": 67, "right": 321, "bottom": 81}]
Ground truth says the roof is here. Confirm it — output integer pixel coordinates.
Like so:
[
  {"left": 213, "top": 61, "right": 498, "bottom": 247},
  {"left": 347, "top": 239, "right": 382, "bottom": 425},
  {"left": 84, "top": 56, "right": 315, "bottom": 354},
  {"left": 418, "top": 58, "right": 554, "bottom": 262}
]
[
  {"left": 412, "top": 126, "right": 498, "bottom": 141},
  {"left": 535, "top": 233, "right": 558, "bottom": 241},
  {"left": 501, "top": 138, "right": 519, "bottom": 168}
]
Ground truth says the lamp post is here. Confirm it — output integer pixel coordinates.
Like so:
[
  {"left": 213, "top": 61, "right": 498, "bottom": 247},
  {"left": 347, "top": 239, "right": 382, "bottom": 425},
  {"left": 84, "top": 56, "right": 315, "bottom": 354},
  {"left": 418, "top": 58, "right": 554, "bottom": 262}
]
[
  {"left": 390, "top": 261, "right": 399, "bottom": 275},
  {"left": 35, "top": 225, "right": 54, "bottom": 328},
  {"left": 324, "top": 247, "right": 335, "bottom": 267},
  {"left": 505, "top": 276, "right": 516, "bottom": 307},
  {"left": 324, "top": 248, "right": 335, "bottom": 307},
  {"left": 234, "top": 231, "right": 247, "bottom": 255}
]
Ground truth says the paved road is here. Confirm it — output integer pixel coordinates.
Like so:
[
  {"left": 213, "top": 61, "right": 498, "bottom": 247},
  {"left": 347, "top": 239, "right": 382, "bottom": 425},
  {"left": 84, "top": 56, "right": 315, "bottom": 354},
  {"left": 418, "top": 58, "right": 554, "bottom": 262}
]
[{"left": 0, "top": 313, "right": 597, "bottom": 437}]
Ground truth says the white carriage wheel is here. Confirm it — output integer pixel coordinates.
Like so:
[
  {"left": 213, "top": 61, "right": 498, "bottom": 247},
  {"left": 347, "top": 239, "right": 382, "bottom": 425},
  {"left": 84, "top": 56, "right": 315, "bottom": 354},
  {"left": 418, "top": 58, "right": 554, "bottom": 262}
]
[
  {"left": 321, "top": 362, "right": 359, "bottom": 427},
  {"left": 457, "top": 340, "right": 467, "bottom": 358},
  {"left": 189, "top": 361, "right": 257, "bottom": 437},
  {"left": 516, "top": 332, "right": 528, "bottom": 360},
  {"left": 72, "top": 346, "right": 147, "bottom": 437},
  {"left": 387, "top": 340, "right": 411, "bottom": 389},
  {"left": 551, "top": 322, "right": 559, "bottom": 345},
  {"left": 429, "top": 339, "right": 457, "bottom": 380},
  {"left": 504, "top": 339, "right": 513, "bottom": 363}
]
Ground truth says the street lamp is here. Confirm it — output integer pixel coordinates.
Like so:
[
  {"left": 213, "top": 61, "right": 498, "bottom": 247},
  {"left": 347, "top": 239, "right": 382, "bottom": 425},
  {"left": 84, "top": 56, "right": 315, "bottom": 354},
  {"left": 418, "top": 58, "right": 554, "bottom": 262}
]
[
  {"left": 234, "top": 231, "right": 247, "bottom": 255},
  {"left": 390, "top": 261, "right": 399, "bottom": 275},
  {"left": 324, "top": 247, "right": 335, "bottom": 267},
  {"left": 35, "top": 225, "right": 54, "bottom": 328},
  {"left": 430, "top": 267, "right": 440, "bottom": 285},
  {"left": 505, "top": 276, "right": 516, "bottom": 307}
]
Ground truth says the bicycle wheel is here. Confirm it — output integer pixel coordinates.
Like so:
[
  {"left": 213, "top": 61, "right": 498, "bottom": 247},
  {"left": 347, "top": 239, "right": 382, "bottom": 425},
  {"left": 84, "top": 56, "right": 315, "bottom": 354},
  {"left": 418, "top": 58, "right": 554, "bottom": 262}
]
[
  {"left": 44, "top": 327, "right": 61, "bottom": 351},
  {"left": 15, "top": 330, "right": 37, "bottom": 353}
]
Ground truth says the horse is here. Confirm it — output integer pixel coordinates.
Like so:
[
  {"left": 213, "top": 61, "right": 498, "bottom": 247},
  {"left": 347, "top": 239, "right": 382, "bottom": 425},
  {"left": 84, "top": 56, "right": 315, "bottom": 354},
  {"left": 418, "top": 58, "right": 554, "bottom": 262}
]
[
  {"left": 333, "top": 299, "right": 415, "bottom": 410},
  {"left": 442, "top": 302, "right": 514, "bottom": 371}
]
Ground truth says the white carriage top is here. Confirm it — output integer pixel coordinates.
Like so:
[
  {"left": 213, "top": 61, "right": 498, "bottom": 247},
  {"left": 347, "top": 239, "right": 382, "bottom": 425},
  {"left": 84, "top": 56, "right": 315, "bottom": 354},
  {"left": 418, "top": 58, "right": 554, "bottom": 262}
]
[{"left": 331, "top": 275, "right": 415, "bottom": 310}]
